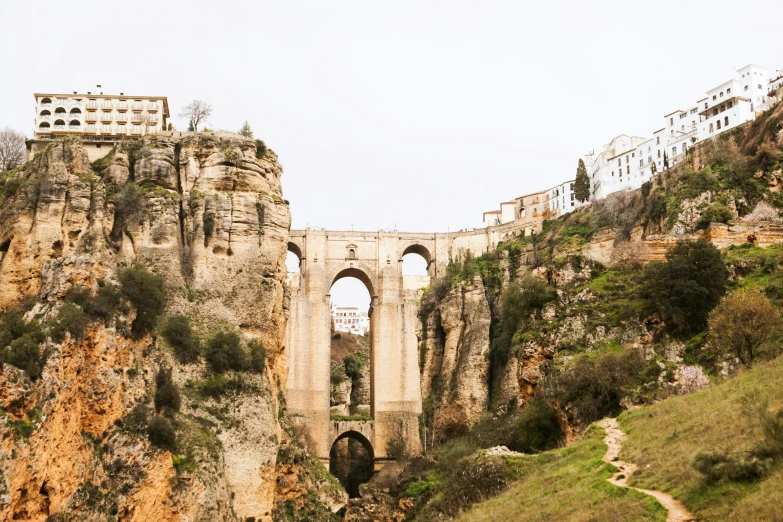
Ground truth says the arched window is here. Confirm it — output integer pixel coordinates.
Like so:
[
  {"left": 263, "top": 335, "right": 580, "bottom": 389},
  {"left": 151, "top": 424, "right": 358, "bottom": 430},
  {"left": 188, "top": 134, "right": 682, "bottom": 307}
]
[{"left": 348, "top": 249, "right": 356, "bottom": 260}]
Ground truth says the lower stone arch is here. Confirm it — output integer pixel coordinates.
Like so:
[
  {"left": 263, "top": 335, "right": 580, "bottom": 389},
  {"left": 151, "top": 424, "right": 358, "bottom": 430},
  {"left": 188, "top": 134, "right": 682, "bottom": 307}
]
[{"left": 329, "top": 431, "right": 374, "bottom": 498}]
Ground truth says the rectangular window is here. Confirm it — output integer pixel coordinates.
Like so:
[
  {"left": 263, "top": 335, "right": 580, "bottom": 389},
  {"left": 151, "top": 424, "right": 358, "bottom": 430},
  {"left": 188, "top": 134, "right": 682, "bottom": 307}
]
[
  {"left": 148, "top": 101, "right": 157, "bottom": 109},
  {"left": 727, "top": 88, "right": 731, "bottom": 94},
  {"left": 672, "top": 147, "right": 676, "bottom": 156},
  {"left": 119, "top": 100, "right": 128, "bottom": 108},
  {"left": 626, "top": 165, "right": 630, "bottom": 174},
  {"left": 682, "top": 144, "right": 687, "bottom": 153},
  {"left": 134, "top": 100, "right": 143, "bottom": 109},
  {"left": 133, "top": 124, "right": 141, "bottom": 133},
  {"left": 724, "top": 116, "right": 729, "bottom": 126},
  {"left": 717, "top": 120, "right": 722, "bottom": 130},
  {"left": 102, "top": 111, "right": 112, "bottom": 119},
  {"left": 86, "top": 124, "right": 95, "bottom": 132},
  {"left": 88, "top": 99, "right": 97, "bottom": 108},
  {"left": 149, "top": 113, "right": 158, "bottom": 121},
  {"left": 640, "top": 159, "right": 643, "bottom": 167},
  {"left": 102, "top": 100, "right": 112, "bottom": 109},
  {"left": 118, "top": 124, "right": 126, "bottom": 132},
  {"left": 657, "top": 150, "right": 661, "bottom": 158},
  {"left": 618, "top": 159, "right": 621, "bottom": 167},
  {"left": 102, "top": 124, "right": 111, "bottom": 133},
  {"left": 656, "top": 137, "right": 660, "bottom": 145}
]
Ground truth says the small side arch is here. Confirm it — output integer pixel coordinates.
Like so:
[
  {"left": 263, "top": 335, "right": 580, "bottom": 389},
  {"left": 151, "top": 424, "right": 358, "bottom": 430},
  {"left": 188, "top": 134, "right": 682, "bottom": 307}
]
[
  {"left": 331, "top": 430, "right": 375, "bottom": 461},
  {"left": 401, "top": 244, "right": 432, "bottom": 267},
  {"left": 287, "top": 241, "right": 303, "bottom": 262}
]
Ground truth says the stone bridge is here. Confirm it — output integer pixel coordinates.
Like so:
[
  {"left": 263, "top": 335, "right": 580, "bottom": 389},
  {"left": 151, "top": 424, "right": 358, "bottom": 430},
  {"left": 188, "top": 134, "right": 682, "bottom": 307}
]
[{"left": 284, "top": 227, "right": 514, "bottom": 463}]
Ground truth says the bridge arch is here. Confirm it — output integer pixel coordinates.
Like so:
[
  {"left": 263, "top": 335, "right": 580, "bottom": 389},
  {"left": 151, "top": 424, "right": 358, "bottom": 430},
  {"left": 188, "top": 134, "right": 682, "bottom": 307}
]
[
  {"left": 329, "top": 265, "right": 377, "bottom": 299},
  {"left": 329, "top": 430, "right": 374, "bottom": 498}
]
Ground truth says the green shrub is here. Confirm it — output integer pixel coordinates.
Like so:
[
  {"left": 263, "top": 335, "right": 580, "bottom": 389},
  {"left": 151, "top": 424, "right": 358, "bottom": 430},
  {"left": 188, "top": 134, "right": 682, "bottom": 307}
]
[
  {"left": 330, "top": 364, "right": 347, "bottom": 385},
  {"left": 344, "top": 350, "right": 367, "bottom": 380},
  {"left": 248, "top": 340, "right": 266, "bottom": 373},
  {"left": 691, "top": 450, "right": 773, "bottom": 482},
  {"left": 154, "top": 368, "right": 181, "bottom": 414},
  {"left": 512, "top": 398, "right": 564, "bottom": 453},
  {"left": 110, "top": 184, "right": 145, "bottom": 241},
  {"left": 196, "top": 374, "right": 246, "bottom": 399},
  {"left": 121, "top": 402, "right": 150, "bottom": 434},
  {"left": 0, "top": 310, "right": 44, "bottom": 347},
  {"left": 543, "top": 349, "right": 645, "bottom": 426},
  {"left": 641, "top": 239, "right": 727, "bottom": 333},
  {"left": 492, "top": 277, "right": 557, "bottom": 363},
  {"left": 119, "top": 266, "right": 166, "bottom": 337},
  {"left": 64, "top": 285, "right": 90, "bottom": 308},
  {"left": 84, "top": 282, "right": 122, "bottom": 320},
  {"left": 255, "top": 139, "right": 267, "bottom": 158},
  {"left": 5, "top": 335, "right": 45, "bottom": 380},
  {"left": 695, "top": 202, "right": 733, "bottom": 230},
  {"left": 204, "top": 332, "right": 248, "bottom": 373},
  {"left": 148, "top": 415, "right": 176, "bottom": 450},
  {"left": 162, "top": 316, "right": 200, "bottom": 364},
  {"left": 50, "top": 302, "right": 88, "bottom": 343}
]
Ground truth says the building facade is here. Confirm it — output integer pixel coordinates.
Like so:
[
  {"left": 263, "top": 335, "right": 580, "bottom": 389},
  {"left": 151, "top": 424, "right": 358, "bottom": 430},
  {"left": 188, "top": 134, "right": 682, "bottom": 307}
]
[
  {"left": 29, "top": 91, "right": 169, "bottom": 161},
  {"left": 481, "top": 63, "right": 780, "bottom": 228},
  {"left": 331, "top": 305, "right": 370, "bottom": 336}
]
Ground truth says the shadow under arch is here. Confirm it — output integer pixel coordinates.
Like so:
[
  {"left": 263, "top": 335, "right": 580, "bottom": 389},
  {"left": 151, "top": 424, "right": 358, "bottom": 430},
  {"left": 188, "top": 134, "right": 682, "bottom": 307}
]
[
  {"left": 287, "top": 241, "right": 303, "bottom": 262},
  {"left": 329, "top": 430, "right": 375, "bottom": 498}
]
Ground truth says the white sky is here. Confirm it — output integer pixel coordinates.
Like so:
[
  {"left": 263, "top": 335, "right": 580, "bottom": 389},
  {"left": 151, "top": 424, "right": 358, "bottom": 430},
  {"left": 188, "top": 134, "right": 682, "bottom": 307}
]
[{"left": 2, "top": 0, "right": 782, "bottom": 306}]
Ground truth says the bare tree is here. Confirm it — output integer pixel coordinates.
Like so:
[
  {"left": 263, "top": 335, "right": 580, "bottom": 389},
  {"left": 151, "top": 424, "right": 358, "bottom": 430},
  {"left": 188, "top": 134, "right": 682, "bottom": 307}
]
[
  {"left": 179, "top": 100, "right": 213, "bottom": 132},
  {"left": 0, "top": 127, "right": 26, "bottom": 172}
]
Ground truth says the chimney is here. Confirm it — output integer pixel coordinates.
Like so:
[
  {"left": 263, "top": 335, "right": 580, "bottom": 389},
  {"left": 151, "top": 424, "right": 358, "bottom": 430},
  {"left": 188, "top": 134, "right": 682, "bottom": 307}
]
[
  {"left": 87, "top": 92, "right": 91, "bottom": 94},
  {"left": 120, "top": 92, "right": 124, "bottom": 96},
  {"left": 73, "top": 91, "right": 77, "bottom": 94}
]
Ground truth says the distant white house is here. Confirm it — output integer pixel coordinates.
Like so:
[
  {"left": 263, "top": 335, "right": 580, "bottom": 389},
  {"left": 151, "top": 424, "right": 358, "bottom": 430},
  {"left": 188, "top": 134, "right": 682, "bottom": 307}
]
[
  {"left": 331, "top": 304, "right": 369, "bottom": 336},
  {"left": 482, "top": 62, "right": 780, "bottom": 226}
]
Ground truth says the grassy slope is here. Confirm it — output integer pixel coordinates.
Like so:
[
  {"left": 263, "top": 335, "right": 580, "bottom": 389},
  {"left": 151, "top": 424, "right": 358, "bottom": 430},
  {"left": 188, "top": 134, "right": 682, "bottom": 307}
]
[
  {"left": 459, "top": 426, "right": 666, "bottom": 522},
  {"left": 619, "top": 355, "right": 783, "bottom": 521}
]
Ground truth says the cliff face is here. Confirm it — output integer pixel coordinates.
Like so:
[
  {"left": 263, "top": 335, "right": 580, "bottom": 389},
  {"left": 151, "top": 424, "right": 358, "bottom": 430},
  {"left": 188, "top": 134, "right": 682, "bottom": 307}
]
[
  {"left": 0, "top": 135, "right": 292, "bottom": 522},
  {"left": 419, "top": 276, "right": 491, "bottom": 439}
]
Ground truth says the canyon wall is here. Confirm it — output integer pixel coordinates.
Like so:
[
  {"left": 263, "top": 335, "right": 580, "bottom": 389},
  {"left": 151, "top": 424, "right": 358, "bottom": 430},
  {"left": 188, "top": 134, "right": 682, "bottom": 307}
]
[{"left": 0, "top": 135, "right": 303, "bottom": 521}]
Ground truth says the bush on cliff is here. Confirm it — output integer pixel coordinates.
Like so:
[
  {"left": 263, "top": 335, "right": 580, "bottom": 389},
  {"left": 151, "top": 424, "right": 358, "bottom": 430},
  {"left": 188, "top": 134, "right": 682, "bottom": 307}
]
[
  {"left": 248, "top": 339, "right": 266, "bottom": 373},
  {"left": 641, "top": 239, "right": 726, "bottom": 333},
  {"left": 205, "top": 331, "right": 248, "bottom": 373},
  {"left": 5, "top": 335, "right": 45, "bottom": 380},
  {"left": 119, "top": 266, "right": 166, "bottom": 337},
  {"left": 148, "top": 415, "right": 176, "bottom": 450},
  {"left": 695, "top": 202, "right": 733, "bottom": 231},
  {"left": 162, "top": 315, "right": 201, "bottom": 364},
  {"left": 50, "top": 302, "right": 88, "bottom": 343},
  {"left": 155, "top": 368, "right": 181, "bottom": 415},
  {"left": 492, "top": 276, "right": 556, "bottom": 363}
]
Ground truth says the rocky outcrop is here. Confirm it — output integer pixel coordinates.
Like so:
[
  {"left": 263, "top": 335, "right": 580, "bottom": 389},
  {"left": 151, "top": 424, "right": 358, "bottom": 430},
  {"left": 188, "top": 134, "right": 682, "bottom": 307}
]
[
  {"left": 420, "top": 276, "right": 491, "bottom": 439},
  {"left": 0, "top": 135, "right": 292, "bottom": 521}
]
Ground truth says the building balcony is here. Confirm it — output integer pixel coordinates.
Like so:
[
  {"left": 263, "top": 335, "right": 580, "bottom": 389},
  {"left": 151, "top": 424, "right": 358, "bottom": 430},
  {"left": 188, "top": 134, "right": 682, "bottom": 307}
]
[
  {"left": 116, "top": 115, "right": 127, "bottom": 122},
  {"left": 147, "top": 104, "right": 158, "bottom": 111},
  {"left": 86, "top": 103, "right": 98, "bottom": 109},
  {"left": 100, "top": 114, "right": 113, "bottom": 121},
  {"left": 39, "top": 115, "right": 51, "bottom": 121},
  {"left": 69, "top": 124, "right": 81, "bottom": 130},
  {"left": 40, "top": 102, "right": 52, "bottom": 108},
  {"left": 53, "top": 125, "right": 66, "bottom": 130},
  {"left": 86, "top": 114, "right": 97, "bottom": 122},
  {"left": 130, "top": 117, "right": 142, "bottom": 123}
]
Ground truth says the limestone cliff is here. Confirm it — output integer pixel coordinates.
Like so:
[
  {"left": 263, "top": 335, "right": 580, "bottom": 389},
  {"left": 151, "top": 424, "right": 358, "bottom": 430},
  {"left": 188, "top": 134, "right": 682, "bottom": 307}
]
[
  {"left": 0, "top": 134, "right": 293, "bottom": 521},
  {"left": 419, "top": 276, "right": 491, "bottom": 440}
]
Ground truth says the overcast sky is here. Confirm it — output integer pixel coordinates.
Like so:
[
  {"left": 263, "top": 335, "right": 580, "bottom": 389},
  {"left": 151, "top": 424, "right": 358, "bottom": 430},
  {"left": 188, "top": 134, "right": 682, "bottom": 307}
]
[{"left": 2, "top": 0, "right": 781, "bottom": 306}]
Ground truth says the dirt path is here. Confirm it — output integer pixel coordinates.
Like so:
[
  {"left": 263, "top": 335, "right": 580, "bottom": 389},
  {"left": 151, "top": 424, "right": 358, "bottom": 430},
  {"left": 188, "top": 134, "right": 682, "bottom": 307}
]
[{"left": 597, "top": 418, "right": 697, "bottom": 522}]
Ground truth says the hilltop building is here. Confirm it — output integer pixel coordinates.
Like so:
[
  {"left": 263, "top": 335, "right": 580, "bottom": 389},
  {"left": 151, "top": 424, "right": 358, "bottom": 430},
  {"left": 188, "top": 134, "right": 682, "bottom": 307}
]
[
  {"left": 482, "top": 63, "right": 781, "bottom": 227},
  {"left": 331, "top": 305, "right": 369, "bottom": 336},
  {"left": 28, "top": 91, "right": 169, "bottom": 161}
]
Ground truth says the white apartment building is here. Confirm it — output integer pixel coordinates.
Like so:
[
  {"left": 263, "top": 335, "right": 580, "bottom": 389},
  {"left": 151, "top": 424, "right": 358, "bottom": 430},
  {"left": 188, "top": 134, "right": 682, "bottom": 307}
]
[
  {"left": 589, "top": 63, "right": 777, "bottom": 201},
  {"left": 331, "top": 305, "right": 369, "bottom": 336},
  {"left": 29, "top": 91, "right": 170, "bottom": 161}
]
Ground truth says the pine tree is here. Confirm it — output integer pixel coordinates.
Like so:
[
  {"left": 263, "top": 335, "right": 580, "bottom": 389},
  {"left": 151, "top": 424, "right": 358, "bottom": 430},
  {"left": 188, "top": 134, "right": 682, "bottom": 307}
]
[
  {"left": 663, "top": 151, "right": 669, "bottom": 169},
  {"left": 574, "top": 158, "right": 590, "bottom": 203},
  {"left": 187, "top": 120, "right": 195, "bottom": 132},
  {"left": 239, "top": 121, "right": 253, "bottom": 138}
]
